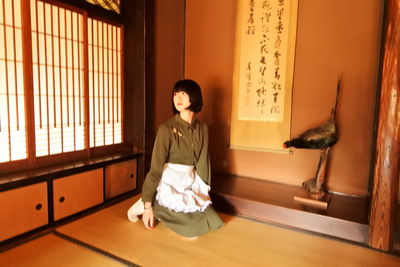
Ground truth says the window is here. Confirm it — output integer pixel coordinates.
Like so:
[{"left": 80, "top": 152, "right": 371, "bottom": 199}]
[
  {"left": 0, "top": 0, "right": 123, "bottom": 170},
  {"left": 88, "top": 17, "right": 122, "bottom": 148},
  {"left": 0, "top": 0, "right": 26, "bottom": 163},
  {"left": 85, "top": 0, "right": 120, "bottom": 14},
  {"left": 31, "top": 2, "right": 86, "bottom": 156}
]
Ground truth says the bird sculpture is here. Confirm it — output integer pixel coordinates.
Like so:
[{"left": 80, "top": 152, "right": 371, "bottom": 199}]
[
  {"left": 283, "top": 76, "right": 342, "bottom": 200},
  {"left": 283, "top": 76, "right": 341, "bottom": 150}
]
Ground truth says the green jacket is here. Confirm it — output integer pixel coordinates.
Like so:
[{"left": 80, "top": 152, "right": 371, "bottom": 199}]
[{"left": 142, "top": 114, "right": 211, "bottom": 203}]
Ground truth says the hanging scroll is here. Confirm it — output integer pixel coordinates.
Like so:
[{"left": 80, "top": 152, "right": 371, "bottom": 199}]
[{"left": 230, "top": 0, "right": 298, "bottom": 153}]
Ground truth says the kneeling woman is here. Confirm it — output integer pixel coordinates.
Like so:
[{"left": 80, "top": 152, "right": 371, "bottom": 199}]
[{"left": 141, "top": 79, "right": 223, "bottom": 238}]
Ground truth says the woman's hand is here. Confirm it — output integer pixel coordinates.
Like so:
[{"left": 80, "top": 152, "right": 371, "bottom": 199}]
[{"left": 142, "top": 202, "right": 154, "bottom": 230}]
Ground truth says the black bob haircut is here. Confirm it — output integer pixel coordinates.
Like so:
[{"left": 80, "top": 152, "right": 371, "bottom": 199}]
[{"left": 172, "top": 79, "right": 203, "bottom": 114}]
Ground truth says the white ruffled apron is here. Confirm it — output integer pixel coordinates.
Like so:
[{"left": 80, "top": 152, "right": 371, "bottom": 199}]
[{"left": 156, "top": 163, "right": 211, "bottom": 213}]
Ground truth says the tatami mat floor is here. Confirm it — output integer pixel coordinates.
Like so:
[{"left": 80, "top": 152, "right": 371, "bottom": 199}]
[
  {"left": 1, "top": 195, "right": 400, "bottom": 267},
  {"left": 0, "top": 233, "right": 125, "bottom": 267}
]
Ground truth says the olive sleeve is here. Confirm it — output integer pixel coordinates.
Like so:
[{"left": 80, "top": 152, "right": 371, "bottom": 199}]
[
  {"left": 195, "top": 123, "right": 211, "bottom": 185},
  {"left": 142, "top": 124, "right": 170, "bottom": 203}
]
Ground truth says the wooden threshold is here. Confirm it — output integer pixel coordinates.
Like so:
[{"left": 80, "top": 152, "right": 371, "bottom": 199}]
[{"left": 211, "top": 172, "right": 369, "bottom": 244}]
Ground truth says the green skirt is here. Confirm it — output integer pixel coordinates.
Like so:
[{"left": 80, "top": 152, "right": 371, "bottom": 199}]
[{"left": 153, "top": 201, "right": 224, "bottom": 237}]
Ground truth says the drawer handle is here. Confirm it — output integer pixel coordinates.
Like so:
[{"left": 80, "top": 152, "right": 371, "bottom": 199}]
[
  {"left": 35, "top": 203, "right": 42, "bottom": 210},
  {"left": 130, "top": 173, "right": 134, "bottom": 178},
  {"left": 59, "top": 196, "right": 65, "bottom": 203}
]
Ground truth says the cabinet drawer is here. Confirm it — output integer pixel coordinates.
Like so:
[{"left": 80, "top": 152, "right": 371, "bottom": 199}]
[
  {"left": 53, "top": 168, "right": 103, "bottom": 221},
  {"left": 0, "top": 182, "right": 48, "bottom": 241},
  {"left": 105, "top": 159, "right": 137, "bottom": 199}
]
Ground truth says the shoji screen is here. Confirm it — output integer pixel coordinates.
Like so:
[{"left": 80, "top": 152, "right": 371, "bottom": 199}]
[
  {"left": 1, "top": 0, "right": 123, "bottom": 164},
  {"left": 88, "top": 18, "right": 122, "bottom": 148},
  {"left": 0, "top": 0, "right": 27, "bottom": 163},
  {"left": 31, "top": 0, "right": 85, "bottom": 156}
]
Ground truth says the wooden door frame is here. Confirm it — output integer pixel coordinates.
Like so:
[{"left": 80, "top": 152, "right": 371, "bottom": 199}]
[{"left": 369, "top": 0, "right": 400, "bottom": 251}]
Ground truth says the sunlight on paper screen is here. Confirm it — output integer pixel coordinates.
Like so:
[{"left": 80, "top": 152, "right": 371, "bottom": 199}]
[
  {"left": 88, "top": 18, "right": 122, "bottom": 148},
  {"left": 0, "top": 0, "right": 27, "bottom": 163},
  {"left": 1, "top": 0, "right": 124, "bottom": 164},
  {"left": 31, "top": 1, "right": 85, "bottom": 156}
]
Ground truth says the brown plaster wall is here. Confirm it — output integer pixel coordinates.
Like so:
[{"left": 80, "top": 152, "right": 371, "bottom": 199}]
[{"left": 154, "top": 0, "right": 384, "bottom": 196}]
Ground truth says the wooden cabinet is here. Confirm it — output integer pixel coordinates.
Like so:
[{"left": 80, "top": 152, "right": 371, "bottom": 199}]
[
  {"left": 0, "top": 182, "right": 48, "bottom": 242},
  {"left": 105, "top": 159, "right": 137, "bottom": 199},
  {"left": 53, "top": 168, "right": 104, "bottom": 221},
  {"left": 1, "top": 157, "right": 138, "bottom": 242}
]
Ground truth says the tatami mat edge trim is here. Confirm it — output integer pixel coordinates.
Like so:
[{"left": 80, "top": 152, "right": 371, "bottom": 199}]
[
  {"left": 52, "top": 230, "right": 139, "bottom": 267},
  {"left": 0, "top": 229, "right": 53, "bottom": 253}
]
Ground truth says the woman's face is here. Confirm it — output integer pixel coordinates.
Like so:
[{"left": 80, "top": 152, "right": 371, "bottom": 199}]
[{"left": 173, "top": 91, "right": 191, "bottom": 112}]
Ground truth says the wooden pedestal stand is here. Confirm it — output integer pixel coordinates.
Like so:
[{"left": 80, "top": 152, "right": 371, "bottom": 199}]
[{"left": 294, "top": 147, "right": 331, "bottom": 209}]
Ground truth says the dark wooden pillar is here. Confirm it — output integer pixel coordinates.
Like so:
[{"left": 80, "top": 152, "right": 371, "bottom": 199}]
[
  {"left": 122, "top": 0, "right": 155, "bottom": 191},
  {"left": 369, "top": 0, "right": 400, "bottom": 251}
]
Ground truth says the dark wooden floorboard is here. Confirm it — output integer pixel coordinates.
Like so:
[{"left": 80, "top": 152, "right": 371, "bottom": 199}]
[{"left": 211, "top": 172, "right": 370, "bottom": 244}]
